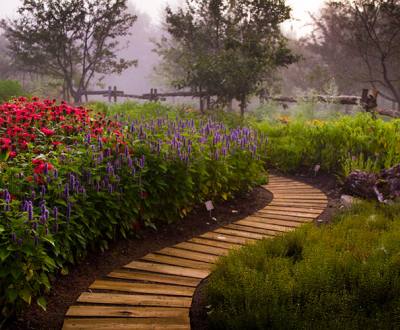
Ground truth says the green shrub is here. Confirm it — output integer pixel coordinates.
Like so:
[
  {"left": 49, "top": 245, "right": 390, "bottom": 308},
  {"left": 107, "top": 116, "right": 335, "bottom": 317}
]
[
  {"left": 257, "top": 113, "right": 400, "bottom": 176},
  {"left": 207, "top": 202, "right": 400, "bottom": 329},
  {"left": 0, "top": 80, "right": 24, "bottom": 102}
]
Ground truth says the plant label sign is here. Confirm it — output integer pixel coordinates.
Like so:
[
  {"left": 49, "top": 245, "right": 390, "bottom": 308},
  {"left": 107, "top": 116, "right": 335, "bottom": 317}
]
[{"left": 205, "top": 200, "right": 214, "bottom": 211}]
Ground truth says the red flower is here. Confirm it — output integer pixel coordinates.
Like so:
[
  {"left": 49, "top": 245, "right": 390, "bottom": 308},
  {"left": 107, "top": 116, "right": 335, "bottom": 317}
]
[
  {"left": 9, "top": 151, "right": 17, "bottom": 158},
  {"left": 34, "top": 162, "right": 54, "bottom": 174},
  {"left": 41, "top": 128, "right": 55, "bottom": 136}
]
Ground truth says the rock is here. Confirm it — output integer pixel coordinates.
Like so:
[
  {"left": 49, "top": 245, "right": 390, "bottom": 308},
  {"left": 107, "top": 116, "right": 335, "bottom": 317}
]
[{"left": 340, "top": 195, "right": 358, "bottom": 207}]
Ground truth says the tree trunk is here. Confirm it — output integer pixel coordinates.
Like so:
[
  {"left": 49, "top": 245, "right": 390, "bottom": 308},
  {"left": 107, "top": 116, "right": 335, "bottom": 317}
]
[
  {"left": 199, "top": 97, "right": 205, "bottom": 114},
  {"left": 206, "top": 95, "right": 211, "bottom": 110},
  {"left": 239, "top": 95, "right": 247, "bottom": 117}
]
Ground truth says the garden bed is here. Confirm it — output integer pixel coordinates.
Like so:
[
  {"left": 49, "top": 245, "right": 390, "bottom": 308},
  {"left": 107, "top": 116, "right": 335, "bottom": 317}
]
[{"left": 8, "top": 186, "right": 272, "bottom": 330}]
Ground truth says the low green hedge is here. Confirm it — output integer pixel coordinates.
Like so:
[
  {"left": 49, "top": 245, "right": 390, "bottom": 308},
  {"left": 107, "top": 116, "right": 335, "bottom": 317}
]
[
  {"left": 0, "top": 80, "right": 24, "bottom": 102},
  {"left": 207, "top": 202, "right": 400, "bottom": 329}
]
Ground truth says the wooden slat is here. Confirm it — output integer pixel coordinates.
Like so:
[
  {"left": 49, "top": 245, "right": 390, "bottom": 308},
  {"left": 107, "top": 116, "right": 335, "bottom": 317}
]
[
  {"left": 236, "top": 219, "right": 290, "bottom": 233},
  {"left": 90, "top": 280, "right": 195, "bottom": 297},
  {"left": 141, "top": 253, "right": 213, "bottom": 270},
  {"left": 271, "top": 198, "right": 327, "bottom": 204},
  {"left": 63, "top": 318, "right": 189, "bottom": 330},
  {"left": 157, "top": 247, "right": 219, "bottom": 263},
  {"left": 214, "top": 228, "right": 265, "bottom": 240},
  {"left": 200, "top": 232, "right": 255, "bottom": 245},
  {"left": 268, "top": 202, "right": 326, "bottom": 209},
  {"left": 269, "top": 187, "right": 321, "bottom": 192},
  {"left": 264, "top": 206, "right": 323, "bottom": 214},
  {"left": 174, "top": 242, "right": 229, "bottom": 256},
  {"left": 251, "top": 212, "right": 313, "bottom": 223},
  {"left": 257, "top": 209, "right": 318, "bottom": 219},
  {"left": 225, "top": 224, "right": 276, "bottom": 236},
  {"left": 189, "top": 237, "right": 241, "bottom": 250},
  {"left": 266, "top": 183, "right": 309, "bottom": 188},
  {"left": 243, "top": 217, "right": 302, "bottom": 228},
  {"left": 271, "top": 194, "right": 327, "bottom": 200},
  {"left": 124, "top": 261, "right": 210, "bottom": 279},
  {"left": 77, "top": 292, "right": 192, "bottom": 308},
  {"left": 66, "top": 305, "right": 189, "bottom": 319},
  {"left": 107, "top": 270, "right": 200, "bottom": 287}
]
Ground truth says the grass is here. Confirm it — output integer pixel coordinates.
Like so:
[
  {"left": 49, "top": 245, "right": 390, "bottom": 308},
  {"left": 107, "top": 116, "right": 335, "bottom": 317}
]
[{"left": 207, "top": 201, "right": 400, "bottom": 330}]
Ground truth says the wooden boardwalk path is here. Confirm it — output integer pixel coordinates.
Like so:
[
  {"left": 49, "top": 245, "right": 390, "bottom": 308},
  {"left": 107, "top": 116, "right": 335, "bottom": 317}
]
[{"left": 63, "top": 175, "right": 328, "bottom": 329}]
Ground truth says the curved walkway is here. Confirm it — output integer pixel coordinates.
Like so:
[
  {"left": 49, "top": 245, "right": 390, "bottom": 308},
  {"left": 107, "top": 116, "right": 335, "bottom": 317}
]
[{"left": 63, "top": 175, "right": 328, "bottom": 329}]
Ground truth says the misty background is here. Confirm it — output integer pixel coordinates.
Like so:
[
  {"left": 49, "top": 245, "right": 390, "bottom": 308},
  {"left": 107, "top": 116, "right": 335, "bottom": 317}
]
[{"left": 0, "top": 0, "right": 324, "bottom": 96}]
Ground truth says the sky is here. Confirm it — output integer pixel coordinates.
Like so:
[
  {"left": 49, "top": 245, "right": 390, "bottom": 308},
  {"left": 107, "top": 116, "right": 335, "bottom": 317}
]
[{"left": 0, "top": 0, "right": 325, "bottom": 36}]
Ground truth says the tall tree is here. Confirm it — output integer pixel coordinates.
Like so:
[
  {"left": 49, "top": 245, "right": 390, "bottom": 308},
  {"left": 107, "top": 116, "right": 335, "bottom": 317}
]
[
  {"left": 155, "top": 0, "right": 296, "bottom": 115},
  {"left": 1, "top": 0, "right": 137, "bottom": 103},
  {"left": 309, "top": 0, "right": 400, "bottom": 106},
  {"left": 0, "top": 34, "right": 12, "bottom": 80}
]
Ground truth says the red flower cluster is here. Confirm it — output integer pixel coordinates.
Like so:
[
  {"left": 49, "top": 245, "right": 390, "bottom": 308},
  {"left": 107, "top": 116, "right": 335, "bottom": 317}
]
[{"left": 0, "top": 98, "right": 121, "bottom": 159}]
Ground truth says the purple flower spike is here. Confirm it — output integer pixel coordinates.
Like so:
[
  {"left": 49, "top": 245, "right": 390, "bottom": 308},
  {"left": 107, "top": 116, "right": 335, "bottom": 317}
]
[
  {"left": 27, "top": 201, "right": 34, "bottom": 221},
  {"left": 53, "top": 207, "right": 58, "bottom": 221},
  {"left": 139, "top": 155, "right": 145, "bottom": 169}
]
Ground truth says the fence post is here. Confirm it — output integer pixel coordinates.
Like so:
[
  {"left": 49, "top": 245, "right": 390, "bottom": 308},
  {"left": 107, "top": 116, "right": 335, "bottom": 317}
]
[
  {"left": 113, "top": 86, "right": 118, "bottom": 103},
  {"left": 108, "top": 86, "right": 112, "bottom": 103}
]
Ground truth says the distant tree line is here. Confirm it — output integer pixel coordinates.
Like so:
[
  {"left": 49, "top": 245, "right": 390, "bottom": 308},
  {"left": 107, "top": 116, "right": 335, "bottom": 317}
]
[{"left": 0, "top": 0, "right": 399, "bottom": 112}]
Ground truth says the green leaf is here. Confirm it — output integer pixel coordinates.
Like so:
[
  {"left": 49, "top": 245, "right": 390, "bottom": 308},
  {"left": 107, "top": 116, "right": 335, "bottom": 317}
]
[
  {"left": 20, "top": 288, "right": 32, "bottom": 304},
  {"left": 37, "top": 297, "right": 47, "bottom": 311},
  {"left": 0, "top": 248, "right": 10, "bottom": 262},
  {"left": 0, "top": 225, "right": 5, "bottom": 233}
]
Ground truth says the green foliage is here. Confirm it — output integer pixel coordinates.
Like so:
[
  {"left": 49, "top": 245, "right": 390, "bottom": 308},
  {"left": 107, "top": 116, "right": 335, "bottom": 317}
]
[
  {"left": 1, "top": 0, "right": 137, "bottom": 102},
  {"left": 0, "top": 100, "right": 266, "bottom": 320},
  {"left": 156, "top": 0, "right": 297, "bottom": 113},
  {"left": 0, "top": 80, "right": 24, "bottom": 102},
  {"left": 256, "top": 112, "right": 400, "bottom": 176},
  {"left": 207, "top": 201, "right": 400, "bottom": 329}
]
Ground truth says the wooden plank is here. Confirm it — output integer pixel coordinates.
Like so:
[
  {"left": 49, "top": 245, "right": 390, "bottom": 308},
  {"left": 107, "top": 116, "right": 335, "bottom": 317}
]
[
  {"left": 63, "top": 317, "right": 189, "bottom": 330},
  {"left": 66, "top": 306, "right": 189, "bottom": 319},
  {"left": 266, "top": 183, "right": 309, "bottom": 188},
  {"left": 107, "top": 270, "right": 200, "bottom": 287},
  {"left": 189, "top": 237, "right": 241, "bottom": 250},
  {"left": 90, "top": 280, "right": 195, "bottom": 297},
  {"left": 236, "top": 219, "right": 291, "bottom": 233},
  {"left": 269, "top": 189, "right": 322, "bottom": 194},
  {"left": 214, "top": 228, "right": 265, "bottom": 240},
  {"left": 251, "top": 212, "right": 313, "bottom": 223},
  {"left": 257, "top": 209, "right": 318, "bottom": 219},
  {"left": 200, "top": 232, "right": 255, "bottom": 245},
  {"left": 174, "top": 242, "right": 229, "bottom": 256},
  {"left": 77, "top": 292, "right": 192, "bottom": 308},
  {"left": 264, "top": 205, "right": 323, "bottom": 214},
  {"left": 141, "top": 253, "right": 213, "bottom": 270},
  {"left": 157, "top": 247, "right": 219, "bottom": 263},
  {"left": 243, "top": 217, "right": 302, "bottom": 228},
  {"left": 268, "top": 202, "right": 326, "bottom": 209},
  {"left": 225, "top": 224, "right": 276, "bottom": 236},
  {"left": 271, "top": 194, "right": 327, "bottom": 200},
  {"left": 124, "top": 261, "right": 210, "bottom": 279},
  {"left": 243, "top": 217, "right": 295, "bottom": 232}
]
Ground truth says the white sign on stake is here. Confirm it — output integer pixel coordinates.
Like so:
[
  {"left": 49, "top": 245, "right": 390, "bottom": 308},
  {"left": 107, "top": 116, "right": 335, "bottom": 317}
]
[{"left": 205, "top": 200, "right": 214, "bottom": 211}]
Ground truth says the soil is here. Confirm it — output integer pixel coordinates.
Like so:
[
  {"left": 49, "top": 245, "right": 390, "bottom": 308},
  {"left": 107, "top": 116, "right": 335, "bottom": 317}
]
[
  {"left": 9, "top": 171, "right": 341, "bottom": 330},
  {"left": 8, "top": 186, "right": 273, "bottom": 330}
]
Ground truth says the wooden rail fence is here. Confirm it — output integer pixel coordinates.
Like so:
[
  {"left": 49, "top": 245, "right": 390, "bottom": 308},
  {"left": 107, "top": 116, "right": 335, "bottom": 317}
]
[{"left": 81, "top": 86, "right": 400, "bottom": 118}]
